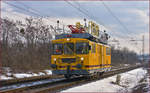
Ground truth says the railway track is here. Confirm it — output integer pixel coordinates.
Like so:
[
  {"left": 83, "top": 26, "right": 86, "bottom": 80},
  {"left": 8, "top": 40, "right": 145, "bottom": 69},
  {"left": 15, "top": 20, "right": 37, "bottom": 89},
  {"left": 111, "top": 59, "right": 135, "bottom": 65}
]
[
  {"left": 0, "top": 75, "right": 63, "bottom": 93},
  {"left": 0, "top": 65, "right": 142, "bottom": 93},
  {"left": 0, "top": 75, "right": 63, "bottom": 86}
]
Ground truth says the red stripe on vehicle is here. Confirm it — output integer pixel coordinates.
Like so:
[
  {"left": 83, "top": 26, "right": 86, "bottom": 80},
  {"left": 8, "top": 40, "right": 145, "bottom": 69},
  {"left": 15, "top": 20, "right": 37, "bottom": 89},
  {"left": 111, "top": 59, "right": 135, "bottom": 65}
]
[{"left": 85, "top": 64, "right": 110, "bottom": 68}]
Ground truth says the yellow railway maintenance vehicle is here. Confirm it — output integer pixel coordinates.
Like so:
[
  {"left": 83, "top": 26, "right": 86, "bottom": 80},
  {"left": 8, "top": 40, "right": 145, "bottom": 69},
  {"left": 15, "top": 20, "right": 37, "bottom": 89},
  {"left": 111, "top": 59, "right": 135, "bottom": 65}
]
[{"left": 51, "top": 20, "right": 111, "bottom": 79}]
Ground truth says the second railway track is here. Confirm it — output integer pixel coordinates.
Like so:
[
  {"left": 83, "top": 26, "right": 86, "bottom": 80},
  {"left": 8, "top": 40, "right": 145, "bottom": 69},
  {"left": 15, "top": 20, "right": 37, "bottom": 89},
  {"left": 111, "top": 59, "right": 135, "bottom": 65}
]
[{"left": 0, "top": 64, "right": 143, "bottom": 93}]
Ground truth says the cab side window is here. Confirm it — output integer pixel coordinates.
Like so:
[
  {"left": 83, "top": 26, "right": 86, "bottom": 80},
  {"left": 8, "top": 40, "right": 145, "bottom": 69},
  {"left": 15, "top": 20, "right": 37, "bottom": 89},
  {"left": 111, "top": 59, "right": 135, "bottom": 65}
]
[
  {"left": 106, "top": 47, "right": 111, "bottom": 55},
  {"left": 92, "top": 43, "right": 96, "bottom": 53}
]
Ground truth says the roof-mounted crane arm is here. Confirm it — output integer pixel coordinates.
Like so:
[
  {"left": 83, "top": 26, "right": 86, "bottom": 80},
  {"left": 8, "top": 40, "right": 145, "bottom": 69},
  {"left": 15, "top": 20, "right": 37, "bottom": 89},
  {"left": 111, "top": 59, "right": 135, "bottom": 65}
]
[{"left": 68, "top": 25, "right": 85, "bottom": 34}]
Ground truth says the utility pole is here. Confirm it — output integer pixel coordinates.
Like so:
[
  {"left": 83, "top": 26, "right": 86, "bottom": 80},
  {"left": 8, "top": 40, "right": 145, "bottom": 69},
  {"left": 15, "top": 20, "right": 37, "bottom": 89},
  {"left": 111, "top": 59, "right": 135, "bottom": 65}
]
[
  {"left": 142, "top": 35, "right": 145, "bottom": 62},
  {"left": 63, "top": 25, "right": 65, "bottom": 33},
  {"left": 130, "top": 35, "right": 145, "bottom": 63},
  {"left": 108, "top": 38, "right": 120, "bottom": 49}
]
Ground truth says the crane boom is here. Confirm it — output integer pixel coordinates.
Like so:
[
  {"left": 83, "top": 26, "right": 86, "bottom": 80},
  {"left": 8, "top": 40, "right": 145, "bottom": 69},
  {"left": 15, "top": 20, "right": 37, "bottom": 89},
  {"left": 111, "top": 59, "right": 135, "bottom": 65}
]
[{"left": 68, "top": 25, "right": 85, "bottom": 34}]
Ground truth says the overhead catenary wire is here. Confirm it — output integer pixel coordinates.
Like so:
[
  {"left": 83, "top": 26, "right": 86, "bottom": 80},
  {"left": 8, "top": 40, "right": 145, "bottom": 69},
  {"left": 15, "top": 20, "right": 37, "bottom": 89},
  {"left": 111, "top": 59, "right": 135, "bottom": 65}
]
[
  {"left": 16, "top": 1, "right": 140, "bottom": 40},
  {"left": 5, "top": 1, "right": 142, "bottom": 53},
  {"left": 100, "top": 1, "right": 141, "bottom": 50},
  {"left": 4, "top": 2, "right": 53, "bottom": 35},
  {"left": 65, "top": 0, "right": 92, "bottom": 19},
  {"left": 101, "top": 1, "right": 138, "bottom": 39},
  {"left": 10, "top": 0, "right": 133, "bottom": 40},
  {"left": 73, "top": 1, "right": 98, "bottom": 22},
  {"left": 15, "top": 1, "right": 68, "bottom": 27},
  {"left": 15, "top": 1, "right": 71, "bottom": 34},
  {"left": 69, "top": 1, "right": 128, "bottom": 38},
  {"left": 5, "top": 1, "right": 68, "bottom": 27},
  {"left": 65, "top": 0, "right": 116, "bottom": 38},
  {"left": 4, "top": 1, "right": 68, "bottom": 34},
  {"left": 65, "top": 0, "right": 110, "bottom": 30},
  {"left": 16, "top": 1, "right": 41, "bottom": 15},
  {"left": 74, "top": 1, "right": 90, "bottom": 15},
  {"left": 4, "top": 1, "right": 41, "bottom": 17},
  {"left": 67, "top": 1, "right": 132, "bottom": 39},
  {"left": 70, "top": 1, "right": 141, "bottom": 52}
]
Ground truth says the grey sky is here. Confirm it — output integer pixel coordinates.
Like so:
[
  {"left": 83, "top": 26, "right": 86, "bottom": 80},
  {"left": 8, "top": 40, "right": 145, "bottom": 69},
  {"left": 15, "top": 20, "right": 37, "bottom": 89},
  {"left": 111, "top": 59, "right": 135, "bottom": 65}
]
[{"left": 1, "top": 1, "right": 149, "bottom": 54}]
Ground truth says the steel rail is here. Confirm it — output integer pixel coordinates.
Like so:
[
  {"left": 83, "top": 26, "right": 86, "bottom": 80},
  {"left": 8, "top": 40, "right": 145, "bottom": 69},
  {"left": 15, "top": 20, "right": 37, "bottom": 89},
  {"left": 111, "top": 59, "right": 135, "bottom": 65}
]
[
  {"left": 34, "top": 65, "right": 142, "bottom": 93},
  {"left": 0, "top": 64, "right": 142, "bottom": 93},
  {"left": 0, "top": 75, "right": 63, "bottom": 86}
]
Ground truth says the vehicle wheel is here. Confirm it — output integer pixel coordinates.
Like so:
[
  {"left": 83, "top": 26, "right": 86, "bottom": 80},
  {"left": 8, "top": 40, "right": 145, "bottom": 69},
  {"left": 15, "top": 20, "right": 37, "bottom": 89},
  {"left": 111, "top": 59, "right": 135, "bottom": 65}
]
[
  {"left": 64, "top": 74, "right": 71, "bottom": 79},
  {"left": 99, "top": 72, "right": 104, "bottom": 76},
  {"left": 75, "top": 74, "right": 80, "bottom": 76}
]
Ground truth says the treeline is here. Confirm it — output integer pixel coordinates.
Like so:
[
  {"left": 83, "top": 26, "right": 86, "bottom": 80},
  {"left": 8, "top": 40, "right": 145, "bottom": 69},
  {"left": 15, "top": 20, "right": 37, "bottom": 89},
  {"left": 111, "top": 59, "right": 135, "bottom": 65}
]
[
  {"left": 111, "top": 46, "right": 139, "bottom": 67},
  {"left": 1, "top": 17, "right": 53, "bottom": 72},
  {"left": 1, "top": 17, "right": 140, "bottom": 72}
]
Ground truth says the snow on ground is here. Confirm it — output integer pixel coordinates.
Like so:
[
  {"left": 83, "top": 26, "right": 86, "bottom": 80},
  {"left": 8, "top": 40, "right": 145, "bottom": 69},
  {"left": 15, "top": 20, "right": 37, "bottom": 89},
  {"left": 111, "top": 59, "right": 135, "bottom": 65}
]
[
  {"left": 13, "top": 73, "right": 33, "bottom": 78},
  {"left": 0, "top": 69, "right": 52, "bottom": 80},
  {"left": 143, "top": 73, "right": 150, "bottom": 93},
  {"left": 44, "top": 70, "right": 52, "bottom": 75},
  {"left": 62, "top": 68, "right": 148, "bottom": 92},
  {"left": 0, "top": 75, "right": 13, "bottom": 80},
  {"left": 146, "top": 75, "right": 150, "bottom": 93},
  {"left": 38, "top": 72, "right": 45, "bottom": 76}
]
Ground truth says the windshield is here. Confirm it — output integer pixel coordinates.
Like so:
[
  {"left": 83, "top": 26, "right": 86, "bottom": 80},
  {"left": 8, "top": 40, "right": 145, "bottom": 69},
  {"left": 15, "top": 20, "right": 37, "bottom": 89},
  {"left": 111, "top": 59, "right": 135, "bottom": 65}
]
[
  {"left": 52, "top": 43, "right": 63, "bottom": 55},
  {"left": 76, "top": 42, "right": 89, "bottom": 54},
  {"left": 64, "top": 43, "right": 74, "bottom": 55}
]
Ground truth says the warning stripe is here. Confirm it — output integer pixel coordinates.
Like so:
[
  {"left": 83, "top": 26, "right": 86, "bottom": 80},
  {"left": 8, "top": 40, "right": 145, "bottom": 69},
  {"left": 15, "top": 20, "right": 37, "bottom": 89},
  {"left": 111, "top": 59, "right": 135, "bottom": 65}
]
[{"left": 58, "top": 64, "right": 111, "bottom": 68}]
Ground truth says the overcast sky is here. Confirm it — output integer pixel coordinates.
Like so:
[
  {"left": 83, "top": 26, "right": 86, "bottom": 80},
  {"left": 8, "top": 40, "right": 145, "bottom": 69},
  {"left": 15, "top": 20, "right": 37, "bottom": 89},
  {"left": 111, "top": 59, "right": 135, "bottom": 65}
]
[{"left": 1, "top": 1, "right": 149, "bottom": 54}]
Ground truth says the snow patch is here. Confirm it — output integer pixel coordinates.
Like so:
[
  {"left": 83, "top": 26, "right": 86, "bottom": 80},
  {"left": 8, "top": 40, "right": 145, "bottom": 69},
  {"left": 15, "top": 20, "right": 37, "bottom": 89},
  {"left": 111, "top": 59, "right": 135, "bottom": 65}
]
[
  {"left": 13, "top": 73, "right": 33, "bottom": 78},
  {"left": 62, "top": 68, "right": 148, "bottom": 92},
  {"left": 0, "top": 69, "right": 52, "bottom": 80},
  {"left": 0, "top": 75, "right": 13, "bottom": 80},
  {"left": 44, "top": 70, "right": 52, "bottom": 75},
  {"left": 38, "top": 72, "right": 45, "bottom": 76}
]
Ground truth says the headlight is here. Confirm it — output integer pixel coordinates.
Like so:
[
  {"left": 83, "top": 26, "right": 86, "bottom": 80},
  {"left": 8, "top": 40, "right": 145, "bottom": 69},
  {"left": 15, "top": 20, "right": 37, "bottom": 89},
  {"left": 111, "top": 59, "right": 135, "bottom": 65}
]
[
  {"left": 67, "top": 38, "right": 70, "bottom": 41},
  {"left": 81, "top": 57, "right": 84, "bottom": 61},
  {"left": 54, "top": 58, "right": 56, "bottom": 61}
]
